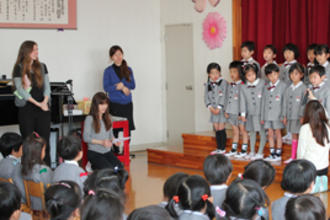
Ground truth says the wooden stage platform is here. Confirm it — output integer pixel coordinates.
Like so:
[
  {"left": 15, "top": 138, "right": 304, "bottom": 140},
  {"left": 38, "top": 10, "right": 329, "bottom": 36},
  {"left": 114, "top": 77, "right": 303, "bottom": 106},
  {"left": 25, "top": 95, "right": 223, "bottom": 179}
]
[{"left": 147, "top": 132, "right": 329, "bottom": 182}]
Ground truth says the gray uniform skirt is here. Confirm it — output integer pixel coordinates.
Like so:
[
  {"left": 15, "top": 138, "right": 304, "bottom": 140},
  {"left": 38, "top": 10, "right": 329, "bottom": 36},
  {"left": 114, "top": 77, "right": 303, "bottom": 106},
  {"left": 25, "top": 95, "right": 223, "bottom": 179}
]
[
  {"left": 210, "top": 110, "right": 227, "bottom": 123},
  {"left": 227, "top": 113, "right": 243, "bottom": 126},
  {"left": 245, "top": 115, "right": 263, "bottom": 132},
  {"left": 264, "top": 120, "right": 285, "bottom": 130},
  {"left": 286, "top": 119, "right": 301, "bottom": 134}
]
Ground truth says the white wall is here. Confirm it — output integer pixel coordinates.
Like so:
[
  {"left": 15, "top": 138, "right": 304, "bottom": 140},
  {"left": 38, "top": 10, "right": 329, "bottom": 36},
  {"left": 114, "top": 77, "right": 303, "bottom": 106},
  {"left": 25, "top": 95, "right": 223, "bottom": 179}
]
[
  {"left": 160, "top": 0, "right": 233, "bottom": 132},
  {"left": 0, "top": 1, "right": 163, "bottom": 149}
]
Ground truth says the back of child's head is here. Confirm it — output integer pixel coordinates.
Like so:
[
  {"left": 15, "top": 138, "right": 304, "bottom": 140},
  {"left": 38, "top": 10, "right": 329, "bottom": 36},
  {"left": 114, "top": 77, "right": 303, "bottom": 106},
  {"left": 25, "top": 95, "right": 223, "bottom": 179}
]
[
  {"left": 243, "top": 63, "right": 260, "bottom": 77},
  {"left": 21, "top": 133, "right": 46, "bottom": 176},
  {"left": 281, "top": 159, "right": 316, "bottom": 194},
  {"left": 283, "top": 43, "right": 300, "bottom": 59},
  {"left": 243, "top": 159, "right": 275, "bottom": 188},
  {"left": 166, "top": 175, "right": 215, "bottom": 219},
  {"left": 264, "top": 63, "right": 280, "bottom": 75},
  {"left": 314, "top": 44, "right": 329, "bottom": 55},
  {"left": 58, "top": 135, "right": 81, "bottom": 160},
  {"left": 0, "top": 182, "right": 21, "bottom": 220},
  {"left": 264, "top": 44, "right": 277, "bottom": 54},
  {"left": 207, "top": 62, "right": 221, "bottom": 74},
  {"left": 128, "top": 205, "right": 172, "bottom": 220},
  {"left": 163, "top": 172, "right": 189, "bottom": 201},
  {"left": 289, "top": 63, "right": 305, "bottom": 75},
  {"left": 0, "top": 132, "right": 22, "bottom": 157},
  {"left": 285, "top": 194, "right": 326, "bottom": 220},
  {"left": 45, "top": 181, "right": 81, "bottom": 220},
  {"left": 303, "top": 100, "right": 329, "bottom": 146},
  {"left": 203, "top": 154, "right": 232, "bottom": 185},
  {"left": 81, "top": 188, "right": 124, "bottom": 220},
  {"left": 84, "top": 168, "right": 128, "bottom": 198},
  {"left": 222, "top": 178, "right": 269, "bottom": 220},
  {"left": 309, "top": 65, "right": 326, "bottom": 77},
  {"left": 307, "top": 43, "right": 318, "bottom": 53},
  {"left": 241, "top": 41, "right": 255, "bottom": 52}
]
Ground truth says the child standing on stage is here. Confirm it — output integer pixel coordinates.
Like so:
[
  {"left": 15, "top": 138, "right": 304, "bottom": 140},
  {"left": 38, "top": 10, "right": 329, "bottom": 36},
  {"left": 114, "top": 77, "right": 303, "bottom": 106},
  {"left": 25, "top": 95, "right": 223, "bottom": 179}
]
[
  {"left": 280, "top": 43, "right": 299, "bottom": 85},
  {"left": 240, "top": 64, "right": 266, "bottom": 159},
  {"left": 261, "top": 44, "right": 277, "bottom": 81},
  {"left": 224, "top": 61, "right": 248, "bottom": 157},
  {"left": 262, "top": 64, "right": 287, "bottom": 162},
  {"left": 307, "top": 65, "right": 330, "bottom": 117},
  {"left": 241, "top": 41, "right": 260, "bottom": 71},
  {"left": 314, "top": 44, "right": 330, "bottom": 79},
  {"left": 282, "top": 63, "right": 306, "bottom": 163},
  {"left": 204, "top": 63, "right": 228, "bottom": 154}
]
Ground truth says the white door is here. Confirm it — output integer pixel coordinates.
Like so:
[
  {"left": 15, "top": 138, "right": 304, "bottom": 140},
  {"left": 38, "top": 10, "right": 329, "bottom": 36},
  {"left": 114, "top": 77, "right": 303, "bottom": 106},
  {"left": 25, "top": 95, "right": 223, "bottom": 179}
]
[{"left": 165, "top": 24, "right": 195, "bottom": 146}]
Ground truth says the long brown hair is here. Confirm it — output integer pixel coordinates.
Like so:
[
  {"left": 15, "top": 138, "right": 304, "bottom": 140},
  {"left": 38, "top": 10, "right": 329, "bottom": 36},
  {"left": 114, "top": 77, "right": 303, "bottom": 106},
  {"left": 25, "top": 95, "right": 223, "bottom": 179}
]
[
  {"left": 21, "top": 133, "right": 46, "bottom": 176},
  {"left": 303, "top": 100, "right": 329, "bottom": 146},
  {"left": 12, "top": 41, "right": 43, "bottom": 88},
  {"left": 89, "top": 92, "right": 112, "bottom": 133},
  {"left": 109, "top": 45, "right": 131, "bottom": 82}
]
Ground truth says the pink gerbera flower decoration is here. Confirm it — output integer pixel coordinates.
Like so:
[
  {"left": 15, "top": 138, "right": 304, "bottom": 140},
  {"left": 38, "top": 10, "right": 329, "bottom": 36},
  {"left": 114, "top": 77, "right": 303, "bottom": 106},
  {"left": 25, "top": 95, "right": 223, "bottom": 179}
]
[{"left": 203, "top": 12, "right": 227, "bottom": 49}]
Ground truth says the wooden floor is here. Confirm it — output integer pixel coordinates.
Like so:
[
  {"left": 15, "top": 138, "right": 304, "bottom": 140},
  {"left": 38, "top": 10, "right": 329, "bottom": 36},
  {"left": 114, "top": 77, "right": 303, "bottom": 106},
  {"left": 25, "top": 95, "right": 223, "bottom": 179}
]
[{"left": 125, "top": 151, "right": 330, "bottom": 217}]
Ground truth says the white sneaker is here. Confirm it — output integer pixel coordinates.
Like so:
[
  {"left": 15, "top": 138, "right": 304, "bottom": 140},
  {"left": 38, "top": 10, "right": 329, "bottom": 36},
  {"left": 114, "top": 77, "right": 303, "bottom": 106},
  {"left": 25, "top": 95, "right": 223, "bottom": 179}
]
[
  {"left": 235, "top": 151, "right": 247, "bottom": 158},
  {"left": 251, "top": 153, "right": 263, "bottom": 160},
  {"left": 282, "top": 133, "right": 292, "bottom": 141},
  {"left": 211, "top": 149, "right": 226, "bottom": 155},
  {"left": 225, "top": 150, "right": 237, "bottom": 157},
  {"left": 264, "top": 154, "right": 277, "bottom": 162},
  {"left": 284, "top": 158, "right": 293, "bottom": 164},
  {"left": 244, "top": 152, "right": 255, "bottom": 160}
]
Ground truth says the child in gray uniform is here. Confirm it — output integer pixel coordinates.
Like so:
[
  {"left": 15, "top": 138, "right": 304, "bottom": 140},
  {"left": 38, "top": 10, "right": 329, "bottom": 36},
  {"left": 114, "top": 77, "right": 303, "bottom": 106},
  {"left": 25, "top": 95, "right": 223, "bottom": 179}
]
[
  {"left": 315, "top": 44, "right": 330, "bottom": 80},
  {"left": 285, "top": 195, "right": 326, "bottom": 220},
  {"left": 45, "top": 181, "right": 81, "bottom": 220},
  {"left": 224, "top": 61, "right": 248, "bottom": 157},
  {"left": 20, "top": 133, "right": 53, "bottom": 210},
  {"left": 219, "top": 179, "right": 269, "bottom": 220},
  {"left": 307, "top": 65, "right": 330, "bottom": 117},
  {"left": 262, "top": 64, "right": 287, "bottom": 162},
  {"left": 240, "top": 64, "right": 267, "bottom": 159},
  {"left": 203, "top": 154, "right": 232, "bottom": 220},
  {"left": 167, "top": 175, "right": 215, "bottom": 220},
  {"left": 53, "top": 135, "right": 88, "bottom": 194},
  {"left": 271, "top": 159, "right": 316, "bottom": 220},
  {"left": 280, "top": 43, "right": 299, "bottom": 85},
  {"left": 240, "top": 41, "right": 261, "bottom": 72},
  {"left": 260, "top": 44, "right": 277, "bottom": 82},
  {"left": 0, "top": 132, "right": 25, "bottom": 203},
  {"left": 282, "top": 63, "right": 306, "bottom": 164},
  {"left": 204, "top": 63, "right": 228, "bottom": 154}
]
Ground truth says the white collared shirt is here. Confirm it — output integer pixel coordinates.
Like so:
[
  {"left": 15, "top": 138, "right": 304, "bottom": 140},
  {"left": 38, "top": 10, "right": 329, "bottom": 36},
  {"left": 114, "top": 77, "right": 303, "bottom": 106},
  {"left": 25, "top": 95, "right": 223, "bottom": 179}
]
[
  {"left": 284, "top": 60, "right": 297, "bottom": 68},
  {"left": 64, "top": 160, "right": 79, "bottom": 166},
  {"left": 247, "top": 78, "right": 260, "bottom": 86},
  {"left": 210, "top": 184, "right": 228, "bottom": 191},
  {"left": 322, "top": 61, "right": 329, "bottom": 68},
  {"left": 290, "top": 81, "right": 303, "bottom": 91}
]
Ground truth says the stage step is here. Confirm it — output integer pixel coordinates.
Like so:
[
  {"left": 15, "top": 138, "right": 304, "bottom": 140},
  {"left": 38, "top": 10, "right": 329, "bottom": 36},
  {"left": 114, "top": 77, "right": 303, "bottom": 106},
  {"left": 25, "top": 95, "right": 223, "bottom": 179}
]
[{"left": 147, "top": 132, "right": 329, "bottom": 183}]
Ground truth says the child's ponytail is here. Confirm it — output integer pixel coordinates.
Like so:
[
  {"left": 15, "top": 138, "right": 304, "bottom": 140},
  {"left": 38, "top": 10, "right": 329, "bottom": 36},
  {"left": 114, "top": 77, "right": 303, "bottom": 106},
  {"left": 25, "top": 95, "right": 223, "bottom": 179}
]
[{"left": 165, "top": 196, "right": 180, "bottom": 218}]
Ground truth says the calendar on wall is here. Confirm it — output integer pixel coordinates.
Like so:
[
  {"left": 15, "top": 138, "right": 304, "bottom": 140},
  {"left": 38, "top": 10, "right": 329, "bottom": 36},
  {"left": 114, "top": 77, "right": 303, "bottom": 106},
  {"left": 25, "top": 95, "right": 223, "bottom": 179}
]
[{"left": 0, "top": 0, "right": 76, "bottom": 29}]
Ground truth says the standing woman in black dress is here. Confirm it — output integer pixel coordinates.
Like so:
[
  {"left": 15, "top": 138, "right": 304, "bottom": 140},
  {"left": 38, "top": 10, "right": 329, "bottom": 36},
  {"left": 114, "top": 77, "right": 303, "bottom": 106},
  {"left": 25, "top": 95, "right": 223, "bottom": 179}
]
[
  {"left": 12, "top": 41, "right": 51, "bottom": 163},
  {"left": 103, "top": 45, "right": 136, "bottom": 146}
]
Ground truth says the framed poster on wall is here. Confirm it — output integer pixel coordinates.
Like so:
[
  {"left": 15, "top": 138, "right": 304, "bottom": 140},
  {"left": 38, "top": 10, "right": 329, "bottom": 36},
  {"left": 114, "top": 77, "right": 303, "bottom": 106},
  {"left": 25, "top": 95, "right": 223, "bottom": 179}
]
[{"left": 0, "top": 0, "right": 76, "bottom": 29}]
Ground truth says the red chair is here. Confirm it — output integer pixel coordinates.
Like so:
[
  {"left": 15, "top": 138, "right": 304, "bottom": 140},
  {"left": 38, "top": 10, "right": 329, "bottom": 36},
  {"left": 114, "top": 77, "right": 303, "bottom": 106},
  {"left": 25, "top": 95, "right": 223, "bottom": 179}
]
[{"left": 81, "top": 119, "right": 130, "bottom": 171}]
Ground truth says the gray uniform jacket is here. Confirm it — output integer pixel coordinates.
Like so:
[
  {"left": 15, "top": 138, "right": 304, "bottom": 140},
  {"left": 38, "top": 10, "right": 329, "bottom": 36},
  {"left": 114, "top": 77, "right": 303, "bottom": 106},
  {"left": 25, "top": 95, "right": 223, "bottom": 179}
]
[
  {"left": 282, "top": 82, "right": 307, "bottom": 119},
  {"left": 225, "top": 81, "right": 243, "bottom": 115},
  {"left": 271, "top": 194, "right": 294, "bottom": 220},
  {"left": 52, "top": 161, "right": 87, "bottom": 194},
  {"left": 204, "top": 78, "right": 227, "bottom": 109},
  {"left": 240, "top": 79, "right": 266, "bottom": 117},
  {"left": 0, "top": 156, "right": 26, "bottom": 203},
  {"left": 21, "top": 164, "right": 53, "bottom": 210},
  {"left": 210, "top": 185, "right": 227, "bottom": 220},
  {"left": 261, "top": 80, "right": 287, "bottom": 121},
  {"left": 280, "top": 60, "right": 297, "bottom": 85},
  {"left": 310, "top": 82, "right": 330, "bottom": 117},
  {"left": 179, "top": 211, "right": 210, "bottom": 220},
  {"left": 323, "top": 61, "right": 330, "bottom": 80}
]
